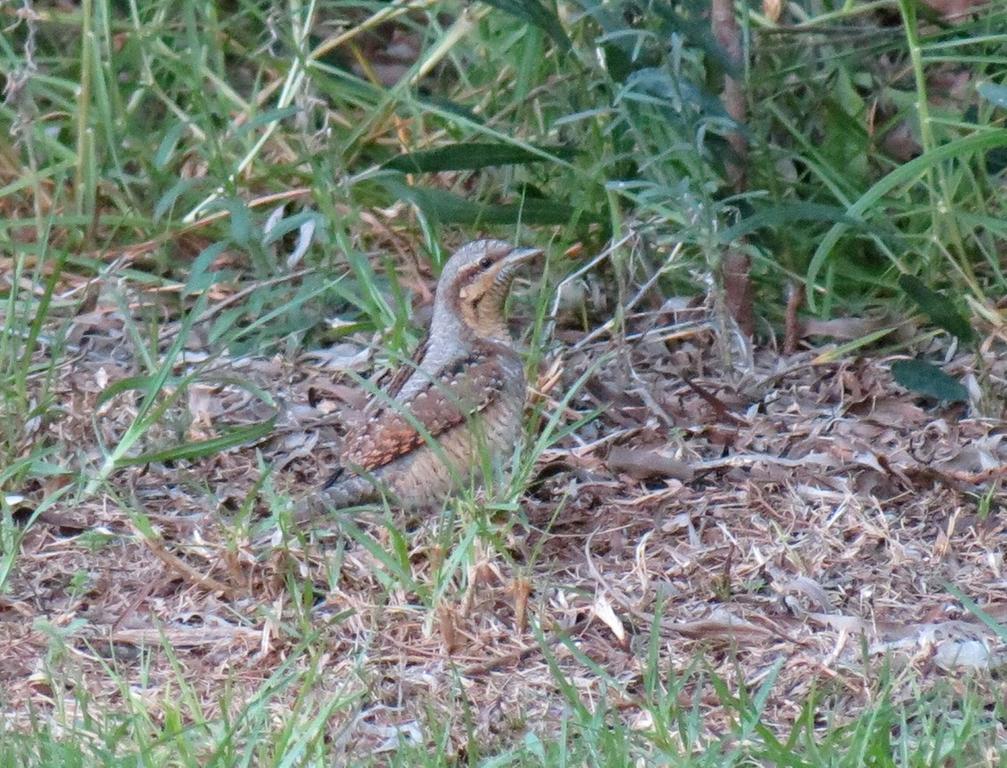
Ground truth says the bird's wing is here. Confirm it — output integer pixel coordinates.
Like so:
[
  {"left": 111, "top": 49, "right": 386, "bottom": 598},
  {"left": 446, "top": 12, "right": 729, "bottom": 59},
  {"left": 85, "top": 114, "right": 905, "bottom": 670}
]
[
  {"left": 377, "top": 332, "right": 429, "bottom": 405},
  {"left": 340, "top": 350, "right": 509, "bottom": 472}
]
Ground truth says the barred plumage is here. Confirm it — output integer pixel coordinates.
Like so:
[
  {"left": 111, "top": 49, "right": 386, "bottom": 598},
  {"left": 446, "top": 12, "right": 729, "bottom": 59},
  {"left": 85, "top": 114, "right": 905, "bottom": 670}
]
[{"left": 296, "top": 240, "right": 540, "bottom": 520}]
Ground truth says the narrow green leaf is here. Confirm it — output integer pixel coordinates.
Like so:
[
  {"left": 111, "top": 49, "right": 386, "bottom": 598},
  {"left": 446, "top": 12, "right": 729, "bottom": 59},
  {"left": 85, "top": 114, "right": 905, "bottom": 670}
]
[
  {"left": 339, "top": 519, "right": 421, "bottom": 594},
  {"left": 154, "top": 178, "right": 201, "bottom": 221},
  {"left": 96, "top": 374, "right": 158, "bottom": 409},
  {"left": 946, "top": 582, "right": 1007, "bottom": 643},
  {"left": 891, "top": 360, "right": 968, "bottom": 403},
  {"left": 184, "top": 241, "right": 228, "bottom": 296},
  {"left": 898, "top": 274, "right": 976, "bottom": 344},
  {"left": 382, "top": 143, "right": 577, "bottom": 173},
  {"left": 222, "top": 197, "right": 252, "bottom": 246},
  {"left": 718, "top": 202, "right": 866, "bottom": 243},
  {"left": 379, "top": 179, "right": 595, "bottom": 226},
  {"left": 810, "top": 326, "right": 897, "bottom": 364},
  {"left": 154, "top": 121, "right": 188, "bottom": 170},
  {"left": 417, "top": 95, "right": 483, "bottom": 124},
  {"left": 116, "top": 418, "right": 276, "bottom": 467},
  {"left": 262, "top": 210, "right": 320, "bottom": 245},
  {"left": 208, "top": 306, "right": 246, "bottom": 345},
  {"left": 479, "top": 0, "right": 571, "bottom": 52},
  {"left": 651, "top": 2, "right": 739, "bottom": 78},
  {"left": 806, "top": 130, "right": 1007, "bottom": 311},
  {"left": 234, "top": 105, "right": 300, "bottom": 138}
]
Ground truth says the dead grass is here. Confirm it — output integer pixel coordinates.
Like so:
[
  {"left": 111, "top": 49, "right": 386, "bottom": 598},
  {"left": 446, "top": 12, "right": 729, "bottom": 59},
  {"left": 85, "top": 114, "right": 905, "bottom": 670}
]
[{"left": 3, "top": 249, "right": 1006, "bottom": 761}]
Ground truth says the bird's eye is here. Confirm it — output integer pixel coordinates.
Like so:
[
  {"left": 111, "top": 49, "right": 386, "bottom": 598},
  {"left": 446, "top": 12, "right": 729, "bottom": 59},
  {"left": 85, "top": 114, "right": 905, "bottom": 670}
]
[{"left": 479, "top": 256, "right": 494, "bottom": 269}]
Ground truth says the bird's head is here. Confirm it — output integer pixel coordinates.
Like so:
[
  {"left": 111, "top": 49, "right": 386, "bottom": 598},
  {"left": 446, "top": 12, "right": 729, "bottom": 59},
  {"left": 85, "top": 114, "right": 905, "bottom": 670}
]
[{"left": 432, "top": 240, "right": 541, "bottom": 342}]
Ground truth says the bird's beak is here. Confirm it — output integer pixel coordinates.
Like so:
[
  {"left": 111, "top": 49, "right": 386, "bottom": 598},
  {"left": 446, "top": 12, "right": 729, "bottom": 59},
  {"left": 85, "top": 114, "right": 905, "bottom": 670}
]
[
  {"left": 503, "top": 246, "right": 543, "bottom": 267},
  {"left": 492, "top": 246, "right": 543, "bottom": 287}
]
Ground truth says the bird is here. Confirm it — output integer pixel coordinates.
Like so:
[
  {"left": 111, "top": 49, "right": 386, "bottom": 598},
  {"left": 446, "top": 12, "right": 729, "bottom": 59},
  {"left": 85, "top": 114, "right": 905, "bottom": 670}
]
[{"left": 296, "top": 239, "right": 541, "bottom": 520}]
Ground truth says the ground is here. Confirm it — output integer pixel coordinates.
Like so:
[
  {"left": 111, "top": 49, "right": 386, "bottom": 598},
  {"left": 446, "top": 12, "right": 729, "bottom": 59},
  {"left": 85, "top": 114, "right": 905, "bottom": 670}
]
[{"left": 3, "top": 261, "right": 1005, "bottom": 762}]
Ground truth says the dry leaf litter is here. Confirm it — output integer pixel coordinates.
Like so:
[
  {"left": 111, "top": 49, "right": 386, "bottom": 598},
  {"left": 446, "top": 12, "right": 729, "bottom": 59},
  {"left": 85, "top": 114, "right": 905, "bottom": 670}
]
[{"left": 3, "top": 253, "right": 1007, "bottom": 758}]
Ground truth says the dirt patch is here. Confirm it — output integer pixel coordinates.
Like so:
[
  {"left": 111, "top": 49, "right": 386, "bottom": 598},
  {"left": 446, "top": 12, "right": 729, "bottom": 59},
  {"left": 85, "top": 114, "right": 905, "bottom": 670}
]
[{"left": 3, "top": 280, "right": 1006, "bottom": 757}]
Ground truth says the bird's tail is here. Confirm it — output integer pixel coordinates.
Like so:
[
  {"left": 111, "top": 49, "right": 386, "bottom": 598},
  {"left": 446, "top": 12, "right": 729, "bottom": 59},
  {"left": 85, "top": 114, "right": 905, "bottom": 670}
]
[{"left": 292, "top": 472, "right": 377, "bottom": 524}]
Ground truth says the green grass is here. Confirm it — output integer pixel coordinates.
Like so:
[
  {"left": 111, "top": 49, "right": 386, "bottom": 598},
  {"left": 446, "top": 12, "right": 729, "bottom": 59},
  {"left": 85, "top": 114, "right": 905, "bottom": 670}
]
[
  {"left": 2, "top": 646, "right": 1004, "bottom": 766},
  {"left": 2, "top": 0, "right": 1007, "bottom": 764}
]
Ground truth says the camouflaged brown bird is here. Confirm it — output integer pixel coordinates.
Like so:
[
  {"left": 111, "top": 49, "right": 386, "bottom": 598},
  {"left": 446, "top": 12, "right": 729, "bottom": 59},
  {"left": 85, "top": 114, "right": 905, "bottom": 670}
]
[{"left": 298, "top": 240, "right": 540, "bottom": 519}]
